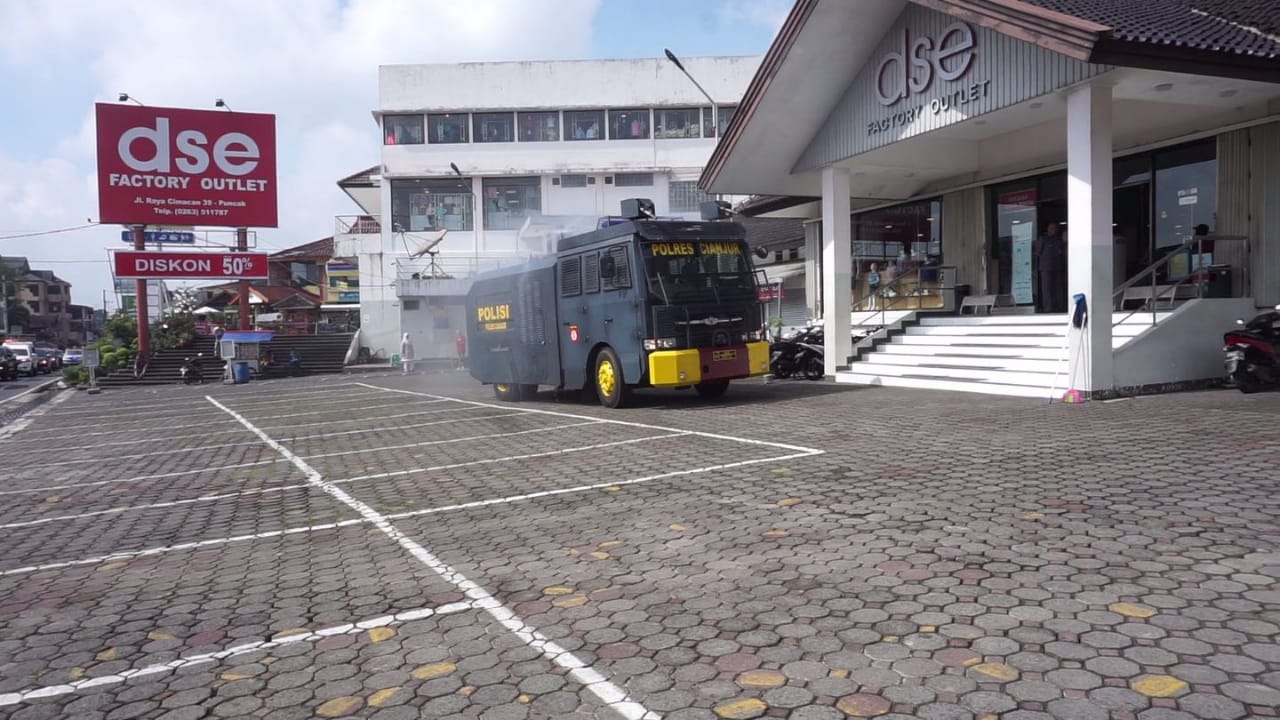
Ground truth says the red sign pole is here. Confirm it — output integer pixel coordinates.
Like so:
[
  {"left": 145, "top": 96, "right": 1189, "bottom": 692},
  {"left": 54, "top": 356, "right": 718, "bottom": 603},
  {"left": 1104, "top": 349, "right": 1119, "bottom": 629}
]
[
  {"left": 237, "top": 227, "right": 250, "bottom": 331},
  {"left": 132, "top": 225, "right": 151, "bottom": 365}
]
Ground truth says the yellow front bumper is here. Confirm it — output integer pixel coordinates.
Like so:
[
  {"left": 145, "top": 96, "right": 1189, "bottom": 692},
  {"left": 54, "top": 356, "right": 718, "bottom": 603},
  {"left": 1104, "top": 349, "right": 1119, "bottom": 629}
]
[{"left": 648, "top": 342, "right": 771, "bottom": 387}]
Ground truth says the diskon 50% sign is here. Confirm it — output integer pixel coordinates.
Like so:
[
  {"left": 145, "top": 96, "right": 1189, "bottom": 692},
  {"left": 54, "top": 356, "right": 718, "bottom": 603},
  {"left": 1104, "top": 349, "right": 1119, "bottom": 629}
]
[
  {"left": 113, "top": 251, "right": 269, "bottom": 280},
  {"left": 95, "top": 103, "right": 277, "bottom": 227}
]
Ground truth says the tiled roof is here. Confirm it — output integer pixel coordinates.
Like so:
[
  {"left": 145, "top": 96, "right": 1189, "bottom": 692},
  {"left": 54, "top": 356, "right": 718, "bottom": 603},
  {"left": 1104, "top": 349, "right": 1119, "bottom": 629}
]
[
  {"left": 270, "top": 236, "right": 334, "bottom": 261},
  {"left": 739, "top": 216, "right": 806, "bottom": 252},
  {"left": 1023, "top": 0, "right": 1280, "bottom": 58}
]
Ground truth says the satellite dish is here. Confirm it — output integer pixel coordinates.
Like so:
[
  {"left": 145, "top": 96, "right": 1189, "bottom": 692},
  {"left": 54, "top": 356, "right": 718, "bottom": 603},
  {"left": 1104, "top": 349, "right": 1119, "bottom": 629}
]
[{"left": 403, "top": 229, "right": 448, "bottom": 259}]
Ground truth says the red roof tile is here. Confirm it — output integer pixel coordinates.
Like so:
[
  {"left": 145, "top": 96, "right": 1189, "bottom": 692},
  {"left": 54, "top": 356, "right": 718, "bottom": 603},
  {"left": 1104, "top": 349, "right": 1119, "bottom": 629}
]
[{"left": 1024, "top": 0, "right": 1280, "bottom": 58}]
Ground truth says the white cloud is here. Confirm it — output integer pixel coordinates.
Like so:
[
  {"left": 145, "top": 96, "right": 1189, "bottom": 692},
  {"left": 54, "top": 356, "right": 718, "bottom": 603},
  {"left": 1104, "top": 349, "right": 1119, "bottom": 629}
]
[
  {"left": 0, "top": 0, "right": 600, "bottom": 309},
  {"left": 718, "top": 0, "right": 791, "bottom": 35}
]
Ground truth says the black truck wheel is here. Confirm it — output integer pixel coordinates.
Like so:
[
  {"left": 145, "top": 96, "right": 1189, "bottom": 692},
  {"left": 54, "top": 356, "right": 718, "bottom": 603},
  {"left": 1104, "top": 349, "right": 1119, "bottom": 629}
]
[
  {"left": 493, "top": 383, "right": 521, "bottom": 401},
  {"left": 694, "top": 380, "right": 730, "bottom": 399},
  {"left": 593, "top": 347, "right": 630, "bottom": 409}
]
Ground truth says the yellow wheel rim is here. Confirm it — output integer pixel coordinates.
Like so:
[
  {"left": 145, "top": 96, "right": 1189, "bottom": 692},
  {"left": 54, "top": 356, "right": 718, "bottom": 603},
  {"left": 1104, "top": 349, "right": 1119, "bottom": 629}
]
[
  {"left": 496, "top": 383, "right": 509, "bottom": 393},
  {"left": 597, "top": 359, "right": 616, "bottom": 397}
]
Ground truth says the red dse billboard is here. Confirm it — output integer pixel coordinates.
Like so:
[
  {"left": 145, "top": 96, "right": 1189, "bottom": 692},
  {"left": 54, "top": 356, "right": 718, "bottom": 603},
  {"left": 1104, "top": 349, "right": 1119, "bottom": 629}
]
[
  {"left": 96, "top": 103, "right": 278, "bottom": 228},
  {"left": 114, "top": 251, "right": 270, "bottom": 280}
]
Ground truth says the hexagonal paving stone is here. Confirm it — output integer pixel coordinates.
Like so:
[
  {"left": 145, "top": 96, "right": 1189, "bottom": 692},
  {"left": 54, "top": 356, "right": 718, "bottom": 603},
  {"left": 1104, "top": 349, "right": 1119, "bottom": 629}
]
[
  {"left": 713, "top": 698, "right": 768, "bottom": 719},
  {"left": 835, "top": 693, "right": 892, "bottom": 717},
  {"left": 1009, "top": 679, "right": 1062, "bottom": 703},
  {"left": 1176, "top": 693, "right": 1248, "bottom": 720},
  {"left": 1219, "top": 681, "right": 1280, "bottom": 707},
  {"left": 1131, "top": 674, "right": 1190, "bottom": 698},
  {"left": 891, "top": 658, "right": 943, "bottom": 678},
  {"left": 961, "top": 690, "right": 1017, "bottom": 714}
]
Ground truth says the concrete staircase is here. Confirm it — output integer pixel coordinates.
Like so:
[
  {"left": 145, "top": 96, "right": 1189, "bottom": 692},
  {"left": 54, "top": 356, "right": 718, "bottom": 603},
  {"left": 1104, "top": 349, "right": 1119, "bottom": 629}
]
[
  {"left": 835, "top": 312, "right": 1171, "bottom": 398},
  {"left": 96, "top": 333, "right": 356, "bottom": 386}
]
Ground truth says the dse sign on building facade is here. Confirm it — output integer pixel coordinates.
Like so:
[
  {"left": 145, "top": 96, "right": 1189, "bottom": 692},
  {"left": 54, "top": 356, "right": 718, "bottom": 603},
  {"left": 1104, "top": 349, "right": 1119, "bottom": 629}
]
[{"left": 95, "top": 103, "right": 278, "bottom": 227}]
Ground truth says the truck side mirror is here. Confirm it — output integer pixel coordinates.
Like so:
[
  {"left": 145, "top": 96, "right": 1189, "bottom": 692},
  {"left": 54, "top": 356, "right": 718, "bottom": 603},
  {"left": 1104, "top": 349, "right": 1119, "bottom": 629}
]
[
  {"left": 600, "top": 255, "right": 617, "bottom": 277},
  {"left": 754, "top": 247, "right": 768, "bottom": 259}
]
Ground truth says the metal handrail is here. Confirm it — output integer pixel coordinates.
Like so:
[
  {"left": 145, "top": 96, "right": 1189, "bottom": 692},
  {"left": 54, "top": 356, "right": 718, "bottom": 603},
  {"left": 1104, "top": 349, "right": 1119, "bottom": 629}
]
[
  {"left": 849, "top": 265, "right": 955, "bottom": 335},
  {"left": 1111, "top": 234, "right": 1248, "bottom": 327}
]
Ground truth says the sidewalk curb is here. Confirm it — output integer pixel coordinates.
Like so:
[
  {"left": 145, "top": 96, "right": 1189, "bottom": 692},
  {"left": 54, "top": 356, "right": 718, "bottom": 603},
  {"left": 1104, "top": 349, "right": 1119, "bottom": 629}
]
[
  {"left": 0, "top": 377, "right": 64, "bottom": 430},
  {"left": 0, "top": 376, "right": 61, "bottom": 407}
]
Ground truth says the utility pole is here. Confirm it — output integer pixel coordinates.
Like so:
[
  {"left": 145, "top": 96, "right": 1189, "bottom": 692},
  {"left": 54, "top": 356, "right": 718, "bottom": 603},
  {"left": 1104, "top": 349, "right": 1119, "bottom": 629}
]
[
  {"left": 237, "top": 227, "right": 250, "bottom": 330},
  {"left": 133, "top": 224, "right": 151, "bottom": 363}
]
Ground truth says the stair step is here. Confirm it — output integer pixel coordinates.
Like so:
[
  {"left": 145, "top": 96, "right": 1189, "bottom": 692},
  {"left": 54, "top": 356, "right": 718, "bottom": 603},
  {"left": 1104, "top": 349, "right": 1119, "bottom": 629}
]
[
  {"left": 851, "top": 361, "right": 1062, "bottom": 388},
  {"left": 877, "top": 344, "right": 1065, "bottom": 360},
  {"left": 834, "top": 372, "right": 1053, "bottom": 398},
  {"left": 868, "top": 354, "right": 1064, "bottom": 373}
]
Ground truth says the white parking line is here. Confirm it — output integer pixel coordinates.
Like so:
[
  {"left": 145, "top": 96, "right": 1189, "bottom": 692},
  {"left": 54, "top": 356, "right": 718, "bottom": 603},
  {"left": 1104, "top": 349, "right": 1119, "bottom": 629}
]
[
  {"left": 0, "top": 601, "right": 474, "bottom": 708},
  {"left": 335, "top": 433, "right": 686, "bottom": 484},
  {"left": 384, "top": 450, "right": 823, "bottom": 522},
  {"left": 0, "top": 458, "right": 289, "bottom": 496},
  {"left": 0, "top": 483, "right": 308, "bottom": 530},
  {"left": 302, "top": 421, "right": 601, "bottom": 459},
  {"left": 258, "top": 404, "right": 494, "bottom": 432},
  {"left": 278, "top": 412, "right": 529, "bottom": 441},
  {"left": 220, "top": 391, "right": 394, "bottom": 410},
  {"left": 0, "top": 391, "right": 74, "bottom": 441},
  {"left": 356, "top": 382, "right": 823, "bottom": 454},
  {"left": 0, "top": 446, "right": 821, "bottom": 578},
  {"left": 250, "top": 399, "right": 447, "bottom": 422},
  {"left": 207, "top": 396, "right": 659, "bottom": 720},
  {"left": 0, "top": 426, "right": 253, "bottom": 451},
  {"left": 0, "top": 518, "right": 368, "bottom": 577},
  {"left": 8, "top": 416, "right": 243, "bottom": 440},
  {"left": 16, "top": 440, "right": 269, "bottom": 469}
]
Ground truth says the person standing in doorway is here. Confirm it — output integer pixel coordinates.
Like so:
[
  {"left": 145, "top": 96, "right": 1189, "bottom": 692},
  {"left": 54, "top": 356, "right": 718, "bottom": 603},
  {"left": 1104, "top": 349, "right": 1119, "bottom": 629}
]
[
  {"left": 1034, "top": 222, "right": 1066, "bottom": 313},
  {"left": 400, "top": 332, "right": 415, "bottom": 375}
]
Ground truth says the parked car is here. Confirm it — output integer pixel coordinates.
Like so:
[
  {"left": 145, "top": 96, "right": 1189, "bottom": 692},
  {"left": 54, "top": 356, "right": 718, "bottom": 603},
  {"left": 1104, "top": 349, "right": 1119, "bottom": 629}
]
[
  {"left": 62, "top": 347, "right": 83, "bottom": 365},
  {"left": 0, "top": 350, "right": 18, "bottom": 381},
  {"left": 6, "top": 345, "right": 36, "bottom": 377},
  {"left": 33, "top": 351, "right": 52, "bottom": 375},
  {"left": 36, "top": 348, "right": 61, "bottom": 371}
]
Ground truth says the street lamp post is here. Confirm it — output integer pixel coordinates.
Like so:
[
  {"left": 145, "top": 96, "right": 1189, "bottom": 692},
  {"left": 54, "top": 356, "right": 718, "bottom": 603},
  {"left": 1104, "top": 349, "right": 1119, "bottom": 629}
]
[{"left": 664, "top": 49, "right": 717, "bottom": 138}]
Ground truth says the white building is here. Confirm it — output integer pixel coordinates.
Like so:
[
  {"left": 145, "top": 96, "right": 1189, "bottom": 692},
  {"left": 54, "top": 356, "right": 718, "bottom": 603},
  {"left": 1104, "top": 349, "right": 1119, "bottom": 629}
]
[
  {"left": 335, "top": 56, "right": 762, "bottom": 360},
  {"left": 704, "top": 0, "right": 1280, "bottom": 398}
]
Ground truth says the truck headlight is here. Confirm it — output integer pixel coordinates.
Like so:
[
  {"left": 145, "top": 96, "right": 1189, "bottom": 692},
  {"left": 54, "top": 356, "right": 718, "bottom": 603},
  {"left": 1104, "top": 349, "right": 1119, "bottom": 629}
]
[{"left": 643, "top": 338, "right": 677, "bottom": 351}]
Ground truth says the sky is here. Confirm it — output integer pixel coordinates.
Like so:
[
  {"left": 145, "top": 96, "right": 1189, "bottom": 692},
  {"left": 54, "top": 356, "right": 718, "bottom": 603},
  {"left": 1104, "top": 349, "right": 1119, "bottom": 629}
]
[{"left": 0, "top": 0, "right": 789, "bottom": 309}]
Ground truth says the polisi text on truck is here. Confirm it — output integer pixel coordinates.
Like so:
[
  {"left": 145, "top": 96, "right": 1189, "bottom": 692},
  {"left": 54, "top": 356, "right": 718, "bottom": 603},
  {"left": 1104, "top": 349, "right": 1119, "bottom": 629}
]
[{"left": 118, "top": 117, "right": 261, "bottom": 176}]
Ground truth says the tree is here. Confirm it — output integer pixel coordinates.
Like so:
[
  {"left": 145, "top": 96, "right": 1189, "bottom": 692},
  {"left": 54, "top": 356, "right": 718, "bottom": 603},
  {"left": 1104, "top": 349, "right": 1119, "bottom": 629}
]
[
  {"left": 104, "top": 310, "right": 137, "bottom": 345},
  {"left": 170, "top": 286, "right": 199, "bottom": 315}
]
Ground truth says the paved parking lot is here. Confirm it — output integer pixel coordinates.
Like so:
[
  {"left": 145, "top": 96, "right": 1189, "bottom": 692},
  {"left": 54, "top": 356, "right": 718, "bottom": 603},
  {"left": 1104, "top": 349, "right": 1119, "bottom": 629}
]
[{"left": 0, "top": 373, "right": 1277, "bottom": 719}]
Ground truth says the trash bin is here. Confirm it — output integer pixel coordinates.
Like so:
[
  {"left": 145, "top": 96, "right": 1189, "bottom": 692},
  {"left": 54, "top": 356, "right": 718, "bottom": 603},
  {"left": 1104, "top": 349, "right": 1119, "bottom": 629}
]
[
  {"left": 1206, "top": 265, "right": 1232, "bottom": 298},
  {"left": 391, "top": 353, "right": 401, "bottom": 367},
  {"left": 233, "top": 361, "right": 251, "bottom": 384}
]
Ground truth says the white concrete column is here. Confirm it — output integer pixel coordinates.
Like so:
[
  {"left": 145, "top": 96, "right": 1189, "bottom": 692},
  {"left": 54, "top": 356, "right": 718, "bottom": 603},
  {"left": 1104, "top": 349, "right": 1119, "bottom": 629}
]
[
  {"left": 821, "top": 166, "right": 853, "bottom": 375},
  {"left": 1066, "top": 83, "right": 1114, "bottom": 395}
]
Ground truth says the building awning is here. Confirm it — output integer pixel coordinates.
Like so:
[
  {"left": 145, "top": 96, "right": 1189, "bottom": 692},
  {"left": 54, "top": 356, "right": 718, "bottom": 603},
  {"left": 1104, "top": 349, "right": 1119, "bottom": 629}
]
[
  {"left": 701, "top": 0, "right": 1280, "bottom": 200},
  {"left": 321, "top": 304, "right": 360, "bottom": 312}
]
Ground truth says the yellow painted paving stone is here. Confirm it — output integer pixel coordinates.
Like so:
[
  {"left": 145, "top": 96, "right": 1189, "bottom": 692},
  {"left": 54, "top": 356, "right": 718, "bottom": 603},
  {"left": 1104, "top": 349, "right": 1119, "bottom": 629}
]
[
  {"left": 735, "top": 670, "right": 786, "bottom": 689},
  {"left": 603, "top": 485, "right": 621, "bottom": 492},
  {"left": 220, "top": 672, "right": 250, "bottom": 681},
  {"left": 599, "top": 540, "right": 622, "bottom": 548},
  {"left": 68, "top": 668, "right": 84, "bottom": 681},
  {"left": 316, "top": 696, "right": 363, "bottom": 717},
  {"left": 1022, "top": 511, "right": 1045, "bottom": 520},
  {"left": 368, "top": 688, "right": 401, "bottom": 707},
  {"left": 412, "top": 662, "right": 457, "bottom": 680},
  {"left": 830, "top": 669, "right": 849, "bottom": 678},
  {"left": 95, "top": 648, "right": 117, "bottom": 662},
  {"left": 669, "top": 523, "right": 685, "bottom": 531},
  {"left": 271, "top": 628, "right": 309, "bottom": 641},
  {"left": 554, "top": 595, "right": 589, "bottom": 608},
  {"left": 920, "top": 626, "right": 937, "bottom": 633},
  {"left": 589, "top": 551, "right": 610, "bottom": 560},
  {"left": 713, "top": 697, "right": 768, "bottom": 719},
  {"left": 762, "top": 530, "right": 788, "bottom": 538},
  {"left": 100, "top": 561, "right": 128, "bottom": 572},
  {"left": 543, "top": 585, "right": 575, "bottom": 596},
  {"left": 147, "top": 631, "right": 174, "bottom": 641},
  {"left": 518, "top": 694, "right": 533, "bottom": 704},
  {"left": 1110, "top": 602, "right": 1157, "bottom": 618},
  {"left": 367, "top": 627, "right": 396, "bottom": 643},
  {"left": 835, "top": 693, "right": 891, "bottom": 717},
  {"left": 970, "top": 663, "right": 1019, "bottom": 681},
  {"left": 778, "top": 498, "right": 802, "bottom": 507},
  {"left": 1132, "top": 674, "right": 1189, "bottom": 697},
  {"left": 457, "top": 685, "right": 476, "bottom": 696}
]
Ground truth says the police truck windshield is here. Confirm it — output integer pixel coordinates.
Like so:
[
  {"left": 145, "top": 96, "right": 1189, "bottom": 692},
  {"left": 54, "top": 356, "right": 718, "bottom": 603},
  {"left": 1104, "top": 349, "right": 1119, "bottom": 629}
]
[{"left": 642, "top": 241, "right": 754, "bottom": 302}]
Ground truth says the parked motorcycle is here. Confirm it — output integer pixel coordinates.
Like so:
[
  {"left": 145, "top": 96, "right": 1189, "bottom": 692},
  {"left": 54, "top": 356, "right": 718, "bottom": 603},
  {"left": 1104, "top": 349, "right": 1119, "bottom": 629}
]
[
  {"left": 180, "top": 354, "right": 205, "bottom": 385},
  {"left": 1223, "top": 304, "right": 1280, "bottom": 393},
  {"left": 769, "top": 324, "right": 825, "bottom": 381}
]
